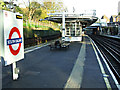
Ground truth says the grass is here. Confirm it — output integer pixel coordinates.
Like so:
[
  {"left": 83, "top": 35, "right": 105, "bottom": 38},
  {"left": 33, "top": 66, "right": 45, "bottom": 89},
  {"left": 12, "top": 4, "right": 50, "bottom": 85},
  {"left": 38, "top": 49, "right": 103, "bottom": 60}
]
[{"left": 23, "top": 23, "right": 60, "bottom": 30}]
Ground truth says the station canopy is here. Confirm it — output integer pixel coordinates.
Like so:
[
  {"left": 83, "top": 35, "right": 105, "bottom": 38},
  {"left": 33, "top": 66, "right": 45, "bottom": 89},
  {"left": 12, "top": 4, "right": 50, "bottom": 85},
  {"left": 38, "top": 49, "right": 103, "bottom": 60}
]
[{"left": 41, "top": 13, "right": 98, "bottom": 27}]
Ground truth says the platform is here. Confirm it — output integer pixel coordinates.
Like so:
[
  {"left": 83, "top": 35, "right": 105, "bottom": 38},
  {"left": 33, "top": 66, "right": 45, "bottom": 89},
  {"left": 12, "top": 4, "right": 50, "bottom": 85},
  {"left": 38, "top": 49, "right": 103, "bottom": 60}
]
[
  {"left": 2, "top": 36, "right": 119, "bottom": 89},
  {"left": 81, "top": 36, "right": 118, "bottom": 89}
]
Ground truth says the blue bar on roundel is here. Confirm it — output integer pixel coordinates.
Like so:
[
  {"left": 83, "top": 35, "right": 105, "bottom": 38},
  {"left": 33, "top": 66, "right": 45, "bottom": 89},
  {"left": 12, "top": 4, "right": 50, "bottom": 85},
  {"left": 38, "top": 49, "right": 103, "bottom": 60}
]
[{"left": 7, "top": 38, "right": 22, "bottom": 45}]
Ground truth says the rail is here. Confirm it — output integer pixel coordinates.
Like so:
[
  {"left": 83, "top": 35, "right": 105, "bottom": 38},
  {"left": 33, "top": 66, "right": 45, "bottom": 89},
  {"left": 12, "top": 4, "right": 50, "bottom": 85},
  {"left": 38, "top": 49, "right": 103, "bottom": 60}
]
[{"left": 89, "top": 35, "right": 120, "bottom": 84}]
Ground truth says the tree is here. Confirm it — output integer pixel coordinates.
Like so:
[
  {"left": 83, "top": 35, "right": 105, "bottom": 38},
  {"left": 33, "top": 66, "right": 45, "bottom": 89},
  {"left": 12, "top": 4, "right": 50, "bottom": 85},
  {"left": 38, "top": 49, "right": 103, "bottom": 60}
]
[
  {"left": 18, "top": 1, "right": 42, "bottom": 23},
  {"left": 32, "top": 8, "right": 42, "bottom": 21},
  {"left": 39, "top": 7, "right": 47, "bottom": 19},
  {"left": 0, "top": 1, "right": 4, "bottom": 10},
  {"left": 0, "top": 1, "right": 10, "bottom": 11},
  {"left": 16, "top": 6, "right": 23, "bottom": 14},
  {"left": 43, "top": 2, "right": 55, "bottom": 13},
  {"left": 28, "top": 1, "right": 41, "bottom": 22},
  {"left": 43, "top": 1, "right": 64, "bottom": 13},
  {"left": 119, "top": 12, "right": 120, "bottom": 15}
]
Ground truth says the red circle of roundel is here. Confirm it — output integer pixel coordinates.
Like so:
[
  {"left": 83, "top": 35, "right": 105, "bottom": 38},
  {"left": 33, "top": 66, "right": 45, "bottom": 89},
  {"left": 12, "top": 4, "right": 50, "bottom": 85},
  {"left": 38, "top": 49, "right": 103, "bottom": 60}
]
[{"left": 9, "top": 27, "right": 21, "bottom": 56}]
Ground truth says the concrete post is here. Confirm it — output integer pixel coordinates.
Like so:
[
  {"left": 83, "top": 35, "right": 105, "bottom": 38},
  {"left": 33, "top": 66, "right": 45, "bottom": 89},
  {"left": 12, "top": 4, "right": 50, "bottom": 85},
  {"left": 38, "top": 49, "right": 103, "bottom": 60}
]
[
  {"left": 12, "top": 62, "right": 19, "bottom": 80},
  {"left": 62, "top": 13, "right": 65, "bottom": 40},
  {"left": 118, "top": 23, "right": 120, "bottom": 36},
  {"left": 79, "top": 22, "right": 82, "bottom": 36},
  {"left": 0, "top": 57, "right": 2, "bottom": 90},
  {"left": 75, "top": 22, "right": 77, "bottom": 36}
]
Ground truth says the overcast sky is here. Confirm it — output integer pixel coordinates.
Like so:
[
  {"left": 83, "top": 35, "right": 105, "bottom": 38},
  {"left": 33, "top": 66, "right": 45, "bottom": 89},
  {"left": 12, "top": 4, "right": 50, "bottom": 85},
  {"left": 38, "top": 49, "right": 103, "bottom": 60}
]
[
  {"left": 4, "top": 0, "right": 120, "bottom": 18},
  {"left": 63, "top": 0, "right": 120, "bottom": 18}
]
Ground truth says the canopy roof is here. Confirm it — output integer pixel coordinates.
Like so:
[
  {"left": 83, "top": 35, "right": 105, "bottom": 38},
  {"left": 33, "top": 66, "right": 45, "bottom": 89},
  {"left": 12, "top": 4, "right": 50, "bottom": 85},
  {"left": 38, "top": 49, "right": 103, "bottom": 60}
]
[{"left": 42, "top": 13, "right": 98, "bottom": 27}]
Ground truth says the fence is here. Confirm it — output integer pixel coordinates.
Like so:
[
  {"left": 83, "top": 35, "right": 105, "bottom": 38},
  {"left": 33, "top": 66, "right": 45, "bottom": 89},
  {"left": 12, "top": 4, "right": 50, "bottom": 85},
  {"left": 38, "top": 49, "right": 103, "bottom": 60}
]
[{"left": 24, "top": 33, "right": 61, "bottom": 48}]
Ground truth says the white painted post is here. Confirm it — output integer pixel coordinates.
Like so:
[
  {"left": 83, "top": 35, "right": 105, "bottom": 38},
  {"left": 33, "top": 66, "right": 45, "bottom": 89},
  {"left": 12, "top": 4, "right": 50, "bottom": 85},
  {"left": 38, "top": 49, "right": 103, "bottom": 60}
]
[
  {"left": 79, "top": 22, "right": 82, "bottom": 36},
  {"left": 75, "top": 22, "right": 77, "bottom": 36},
  {"left": 0, "top": 57, "right": 2, "bottom": 90},
  {"left": 62, "top": 13, "right": 65, "bottom": 40},
  {"left": 12, "top": 62, "right": 19, "bottom": 80}
]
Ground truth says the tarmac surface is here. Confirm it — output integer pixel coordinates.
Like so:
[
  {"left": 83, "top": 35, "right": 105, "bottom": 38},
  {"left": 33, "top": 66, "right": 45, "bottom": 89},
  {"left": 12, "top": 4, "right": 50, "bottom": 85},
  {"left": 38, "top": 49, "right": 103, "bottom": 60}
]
[
  {"left": 2, "top": 36, "right": 119, "bottom": 89},
  {"left": 81, "top": 37, "right": 118, "bottom": 89},
  {"left": 3, "top": 41, "right": 82, "bottom": 88}
]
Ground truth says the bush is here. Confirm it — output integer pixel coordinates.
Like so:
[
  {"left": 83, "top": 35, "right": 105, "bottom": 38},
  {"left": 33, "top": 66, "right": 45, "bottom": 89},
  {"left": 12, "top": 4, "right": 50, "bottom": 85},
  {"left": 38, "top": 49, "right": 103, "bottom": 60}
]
[{"left": 23, "top": 28, "right": 34, "bottom": 38}]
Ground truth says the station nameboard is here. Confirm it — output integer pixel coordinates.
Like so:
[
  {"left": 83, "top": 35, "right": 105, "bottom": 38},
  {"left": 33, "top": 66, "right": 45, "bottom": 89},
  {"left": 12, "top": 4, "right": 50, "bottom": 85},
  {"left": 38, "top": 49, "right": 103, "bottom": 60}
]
[{"left": 0, "top": 10, "right": 24, "bottom": 66}]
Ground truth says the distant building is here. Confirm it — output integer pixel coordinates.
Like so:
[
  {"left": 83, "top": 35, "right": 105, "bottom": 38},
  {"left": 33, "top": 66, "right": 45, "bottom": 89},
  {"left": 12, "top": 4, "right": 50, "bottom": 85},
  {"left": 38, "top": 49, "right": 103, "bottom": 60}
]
[
  {"left": 109, "top": 15, "right": 120, "bottom": 22},
  {"left": 115, "top": 15, "right": 120, "bottom": 22},
  {"left": 110, "top": 15, "right": 118, "bottom": 22}
]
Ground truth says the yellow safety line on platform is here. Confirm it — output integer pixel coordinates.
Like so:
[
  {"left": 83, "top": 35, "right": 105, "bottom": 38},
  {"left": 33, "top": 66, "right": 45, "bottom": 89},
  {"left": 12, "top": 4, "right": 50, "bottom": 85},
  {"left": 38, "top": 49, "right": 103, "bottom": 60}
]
[
  {"left": 89, "top": 36, "right": 112, "bottom": 90},
  {"left": 64, "top": 42, "right": 86, "bottom": 89}
]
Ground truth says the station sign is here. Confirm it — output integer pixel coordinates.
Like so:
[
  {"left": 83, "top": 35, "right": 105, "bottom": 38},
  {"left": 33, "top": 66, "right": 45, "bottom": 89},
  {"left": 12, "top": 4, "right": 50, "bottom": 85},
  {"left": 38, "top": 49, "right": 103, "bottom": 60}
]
[{"left": 0, "top": 10, "right": 24, "bottom": 66}]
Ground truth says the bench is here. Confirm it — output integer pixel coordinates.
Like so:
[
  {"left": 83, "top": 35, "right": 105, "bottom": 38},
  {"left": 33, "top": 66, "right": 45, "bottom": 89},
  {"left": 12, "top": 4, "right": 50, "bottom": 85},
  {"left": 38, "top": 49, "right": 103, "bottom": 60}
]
[
  {"left": 61, "top": 42, "right": 70, "bottom": 48},
  {"left": 49, "top": 40, "right": 70, "bottom": 50}
]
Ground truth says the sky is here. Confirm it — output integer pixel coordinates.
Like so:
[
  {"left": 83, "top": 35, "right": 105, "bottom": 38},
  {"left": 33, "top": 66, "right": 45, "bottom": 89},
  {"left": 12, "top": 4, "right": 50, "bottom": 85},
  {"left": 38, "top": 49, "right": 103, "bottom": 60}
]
[
  {"left": 63, "top": 0, "right": 120, "bottom": 18},
  {"left": 4, "top": 0, "right": 120, "bottom": 18}
]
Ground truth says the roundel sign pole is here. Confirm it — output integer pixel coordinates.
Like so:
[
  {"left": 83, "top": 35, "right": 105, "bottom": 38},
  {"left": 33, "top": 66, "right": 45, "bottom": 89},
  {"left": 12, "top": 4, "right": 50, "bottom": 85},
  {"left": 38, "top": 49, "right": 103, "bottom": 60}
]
[{"left": 0, "top": 10, "right": 24, "bottom": 80}]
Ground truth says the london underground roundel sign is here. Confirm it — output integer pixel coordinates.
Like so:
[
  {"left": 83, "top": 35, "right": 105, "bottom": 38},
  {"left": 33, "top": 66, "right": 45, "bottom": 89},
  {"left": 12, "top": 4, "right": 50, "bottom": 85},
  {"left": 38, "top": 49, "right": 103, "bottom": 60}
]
[{"left": 7, "top": 27, "right": 22, "bottom": 56}]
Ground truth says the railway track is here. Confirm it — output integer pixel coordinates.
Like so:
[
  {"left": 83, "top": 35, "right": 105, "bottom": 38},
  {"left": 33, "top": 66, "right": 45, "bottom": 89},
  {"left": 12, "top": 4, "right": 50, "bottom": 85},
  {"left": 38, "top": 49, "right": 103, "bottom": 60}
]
[{"left": 89, "top": 35, "right": 120, "bottom": 84}]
